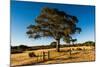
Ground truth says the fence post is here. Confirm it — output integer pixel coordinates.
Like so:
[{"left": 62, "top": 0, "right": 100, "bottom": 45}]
[
  {"left": 37, "top": 53, "right": 38, "bottom": 63},
  {"left": 70, "top": 48, "right": 72, "bottom": 56},
  {"left": 40, "top": 52, "right": 42, "bottom": 61},
  {"left": 48, "top": 51, "right": 50, "bottom": 60},
  {"left": 43, "top": 51, "right": 45, "bottom": 61}
]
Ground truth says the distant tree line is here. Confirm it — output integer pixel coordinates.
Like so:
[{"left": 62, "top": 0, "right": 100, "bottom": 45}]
[{"left": 11, "top": 41, "right": 95, "bottom": 54}]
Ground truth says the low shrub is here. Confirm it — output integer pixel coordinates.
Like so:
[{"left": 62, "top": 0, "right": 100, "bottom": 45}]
[
  {"left": 76, "top": 48, "right": 82, "bottom": 51},
  {"left": 28, "top": 52, "right": 36, "bottom": 57}
]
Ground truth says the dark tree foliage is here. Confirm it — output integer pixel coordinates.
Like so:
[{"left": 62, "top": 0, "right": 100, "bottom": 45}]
[
  {"left": 50, "top": 42, "right": 57, "bottom": 48},
  {"left": 83, "top": 41, "right": 95, "bottom": 46},
  {"left": 26, "top": 7, "right": 81, "bottom": 52}
]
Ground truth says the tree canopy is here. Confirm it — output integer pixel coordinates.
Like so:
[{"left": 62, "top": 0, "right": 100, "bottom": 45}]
[{"left": 26, "top": 7, "right": 81, "bottom": 52}]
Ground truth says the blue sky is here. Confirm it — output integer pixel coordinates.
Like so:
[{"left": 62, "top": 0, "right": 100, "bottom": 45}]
[{"left": 11, "top": 1, "right": 95, "bottom": 46}]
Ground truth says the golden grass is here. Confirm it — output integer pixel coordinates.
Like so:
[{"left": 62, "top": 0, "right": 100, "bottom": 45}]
[{"left": 11, "top": 46, "right": 95, "bottom": 67}]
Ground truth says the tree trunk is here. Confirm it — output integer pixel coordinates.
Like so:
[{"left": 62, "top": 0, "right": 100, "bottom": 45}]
[{"left": 56, "top": 39, "right": 60, "bottom": 52}]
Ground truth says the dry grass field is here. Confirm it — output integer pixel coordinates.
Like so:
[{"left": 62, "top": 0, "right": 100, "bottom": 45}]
[{"left": 11, "top": 46, "right": 95, "bottom": 67}]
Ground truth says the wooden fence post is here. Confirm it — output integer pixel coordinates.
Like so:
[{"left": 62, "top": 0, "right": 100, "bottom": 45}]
[
  {"left": 43, "top": 51, "right": 45, "bottom": 61},
  {"left": 48, "top": 51, "right": 50, "bottom": 60},
  {"left": 37, "top": 53, "right": 38, "bottom": 63},
  {"left": 70, "top": 48, "right": 71, "bottom": 56}
]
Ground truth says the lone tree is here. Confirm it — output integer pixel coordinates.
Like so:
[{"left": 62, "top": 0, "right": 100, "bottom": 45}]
[{"left": 26, "top": 7, "right": 81, "bottom": 52}]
